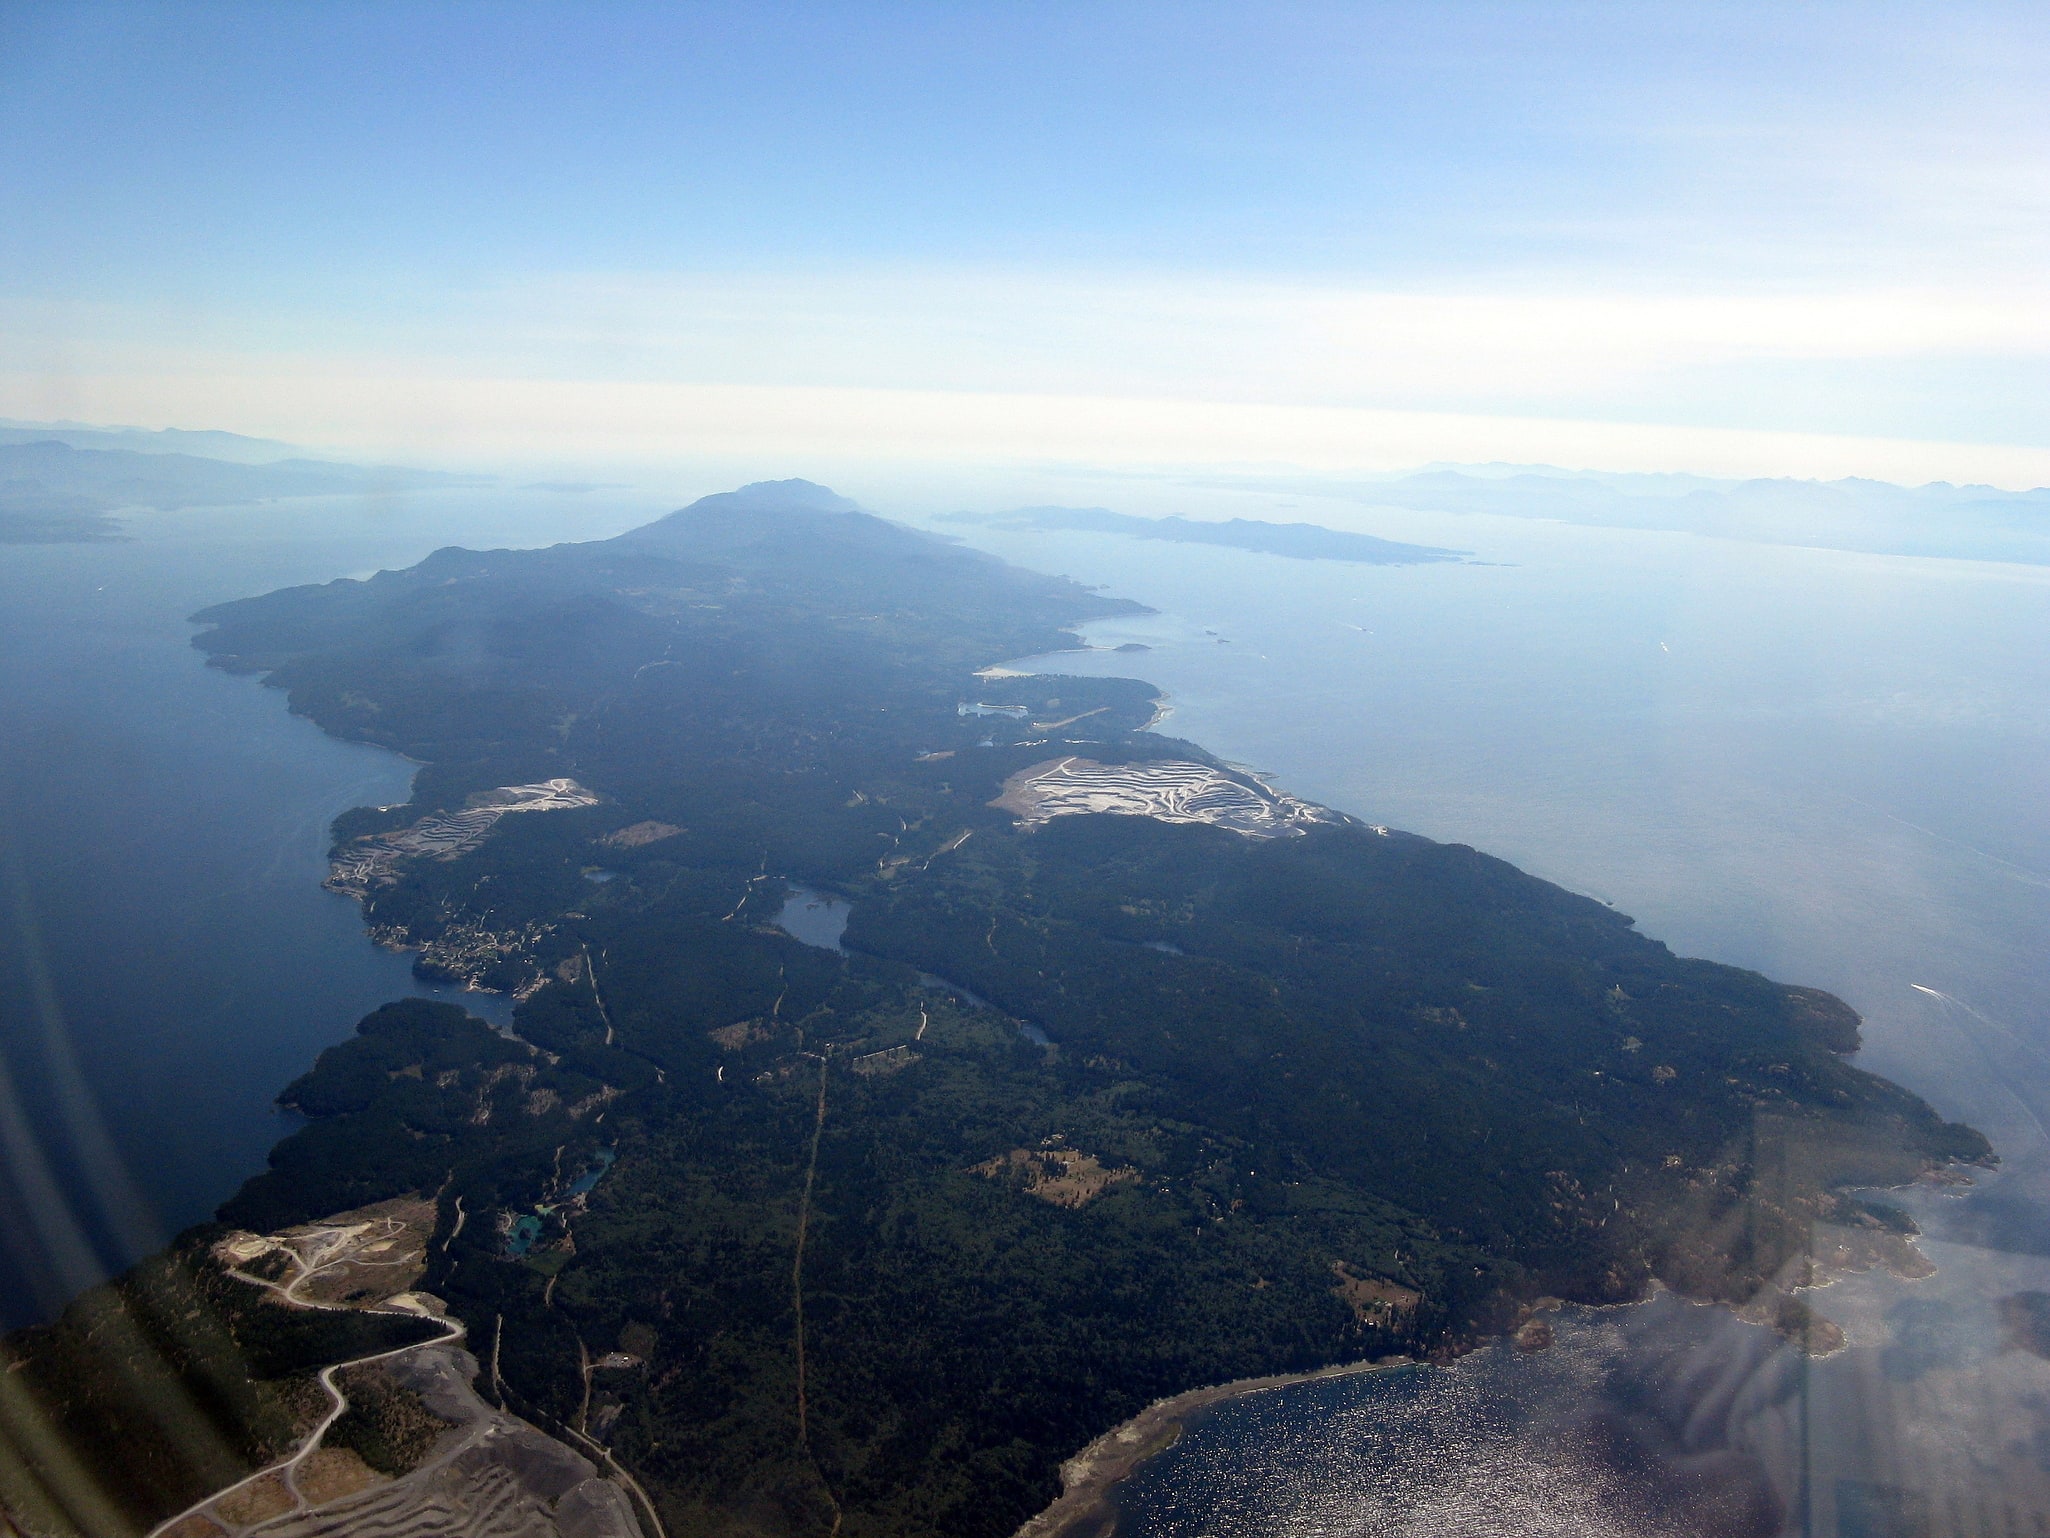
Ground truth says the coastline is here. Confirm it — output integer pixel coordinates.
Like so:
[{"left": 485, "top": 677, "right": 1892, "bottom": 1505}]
[
  {"left": 1010, "top": 1166, "right": 1975, "bottom": 1538},
  {"left": 186, "top": 495, "right": 2000, "bottom": 1537},
  {"left": 1012, "top": 1356, "right": 1410, "bottom": 1538}
]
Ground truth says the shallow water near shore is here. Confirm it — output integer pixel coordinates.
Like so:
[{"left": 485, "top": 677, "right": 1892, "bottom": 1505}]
[
  {"left": 1113, "top": 1296, "right": 1788, "bottom": 1538},
  {"left": 1099, "top": 1226, "right": 2050, "bottom": 1537}
]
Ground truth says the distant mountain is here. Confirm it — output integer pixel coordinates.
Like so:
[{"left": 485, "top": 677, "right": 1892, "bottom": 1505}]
[
  {"left": 939, "top": 505, "right": 1466, "bottom": 564},
  {"left": 0, "top": 438, "right": 492, "bottom": 543},
  {"left": 0, "top": 419, "right": 301, "bottom": 463}
]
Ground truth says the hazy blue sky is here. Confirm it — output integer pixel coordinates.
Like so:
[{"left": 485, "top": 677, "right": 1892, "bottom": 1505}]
[{"left": 3, "top": 2, "right": 2046, "bottom": 480}]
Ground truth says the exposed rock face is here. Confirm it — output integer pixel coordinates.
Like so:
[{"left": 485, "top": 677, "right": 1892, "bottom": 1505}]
[
  {"left": 973, "top": 1145, "right": 1139, "bottom": 1208},
  {"left": 248, "top": 1344, "right": 645, "bottom": 1538},
  {"left": 992, "top": 755, "right": 1336, "bottom": 837},
  {"left": 328, "top": 780, "right": 601, "bottom": 896}
]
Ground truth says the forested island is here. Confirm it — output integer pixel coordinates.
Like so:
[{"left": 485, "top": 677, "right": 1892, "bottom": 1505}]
[{"left": 0, "top": 480, "right": 1988, "bottom": 1537}]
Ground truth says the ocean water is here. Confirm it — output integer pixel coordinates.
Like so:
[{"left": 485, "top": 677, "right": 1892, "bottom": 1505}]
[
  {"left": 0, "top": 487, "right": 665, "bottom": 1326},
  {"left": 5, "top": 472, "right": 2047, "bottom": 1529},
  {"left": 931, "top": 495, "right": 2050, "bottom": 1538}
]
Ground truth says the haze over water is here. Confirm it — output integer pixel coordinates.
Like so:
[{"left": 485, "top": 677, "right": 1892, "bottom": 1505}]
[
  {"left": 951, "top": 484, "right": 2050, "bottom": 1537},
  {"left": 3, "top": 475, "right": 2045, "bottom": 1532}
]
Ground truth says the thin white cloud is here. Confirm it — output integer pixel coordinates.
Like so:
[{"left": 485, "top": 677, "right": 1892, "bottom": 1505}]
[
  {"left": 5, "top": 253, "right": 2046, "bottom": 484},
  {"left": 16, "top": 266, "right": 2049, "bottom": 396},
  {"left": 481, "top": 271, "right": 2050, "bottom": 401},
  {"left": 6, "top": 369, "right": 2046, "bottom": 489}
]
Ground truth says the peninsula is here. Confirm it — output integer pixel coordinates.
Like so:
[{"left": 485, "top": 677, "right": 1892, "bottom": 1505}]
[{"left": 0, "top": 480, "right": 1987, "bottom": 1538}]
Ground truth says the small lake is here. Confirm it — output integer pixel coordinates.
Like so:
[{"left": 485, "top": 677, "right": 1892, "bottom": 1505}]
[
  {"left": 773, "top": 887, "right": 1051, "bottom": 1042},
  {"left": 505, "top": 1146, "right": 617, "bottom": 1258},
  {"left": 773, "top": 885, "right": 852, "bottom": 952}
]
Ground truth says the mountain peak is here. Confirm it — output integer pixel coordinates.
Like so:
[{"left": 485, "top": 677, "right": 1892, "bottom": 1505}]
[
  {"left": 720, "top": 478, "right": 860, "bottom": 513},
  {"left": 614, "top": 478, "right": 870, "bottom": 552}
]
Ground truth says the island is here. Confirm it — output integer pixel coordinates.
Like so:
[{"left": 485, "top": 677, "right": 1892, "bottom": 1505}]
[
  {"left": 937, "top": 505, "right": 1466, "bottom": 564},
  {"left": 0, "top": 436, "right": 485, "bottom": 544},
  {"left": 0, "top": 479, "right": 1988, "bottom": 1538}
]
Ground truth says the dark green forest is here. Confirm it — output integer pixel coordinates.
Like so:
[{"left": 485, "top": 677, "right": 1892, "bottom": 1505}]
[{"left": 2, "top": 480, "right": 1988, "bottom": 1538}]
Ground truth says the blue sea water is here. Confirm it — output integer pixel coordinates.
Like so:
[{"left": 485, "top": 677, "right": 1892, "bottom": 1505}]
[
  {"left": 4, "top": 473, "right": 2047, "bottom": 1531},
  {"left": 0, "top": 488, "right": 662, "bottom": 1326},
  {"left": 928, "top": 492, "right": 2050, "bottom": 1538}
]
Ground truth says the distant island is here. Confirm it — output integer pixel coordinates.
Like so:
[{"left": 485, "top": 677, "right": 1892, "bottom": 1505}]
[
  {"left": 1205, "top": 464, "right": 2050, "bottom": 567},
  {"left": 0, "top": 480, "right": 1987, "bottom": 1538},
  {"left": 938, "top": 505, "right": 1467, "bottom": 564},
  {"left": 0, "top": 430, "right": 490, "bottom": 544}
]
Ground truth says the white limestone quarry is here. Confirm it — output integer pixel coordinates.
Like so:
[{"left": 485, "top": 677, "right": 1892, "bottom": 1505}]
[
  {"left": 328, "top": 780, "right": 602, "bottom": 896},
  {"left": 992, "top": 756, "right": 1337, "bottom": 838}
]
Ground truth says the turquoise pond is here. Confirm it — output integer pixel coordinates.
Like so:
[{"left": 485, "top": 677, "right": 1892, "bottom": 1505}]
[{"left": 504, "top": 1146, "right": 618, "bottom": 1257}]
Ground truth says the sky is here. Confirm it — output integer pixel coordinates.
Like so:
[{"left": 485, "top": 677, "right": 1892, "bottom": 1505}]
[{"left": 2, "top": 1, "right": 2047, "bottom": 483}]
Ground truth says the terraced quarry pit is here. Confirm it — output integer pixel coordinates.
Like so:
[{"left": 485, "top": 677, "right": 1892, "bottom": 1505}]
[
  {"left": 992, "top": 756, "right": 1335, "bottom": 837},
  {"left": 154, "top": 1199, "right": 649, "bottom": 1538}
]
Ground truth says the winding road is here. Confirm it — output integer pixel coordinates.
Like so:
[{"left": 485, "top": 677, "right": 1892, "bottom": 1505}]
[
  {"left": 147, "top": 1221, "right": 464, "bottom": 1538},
  {"left": 145, "top": 1213, "right": 649, "bottom": 1538}
]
